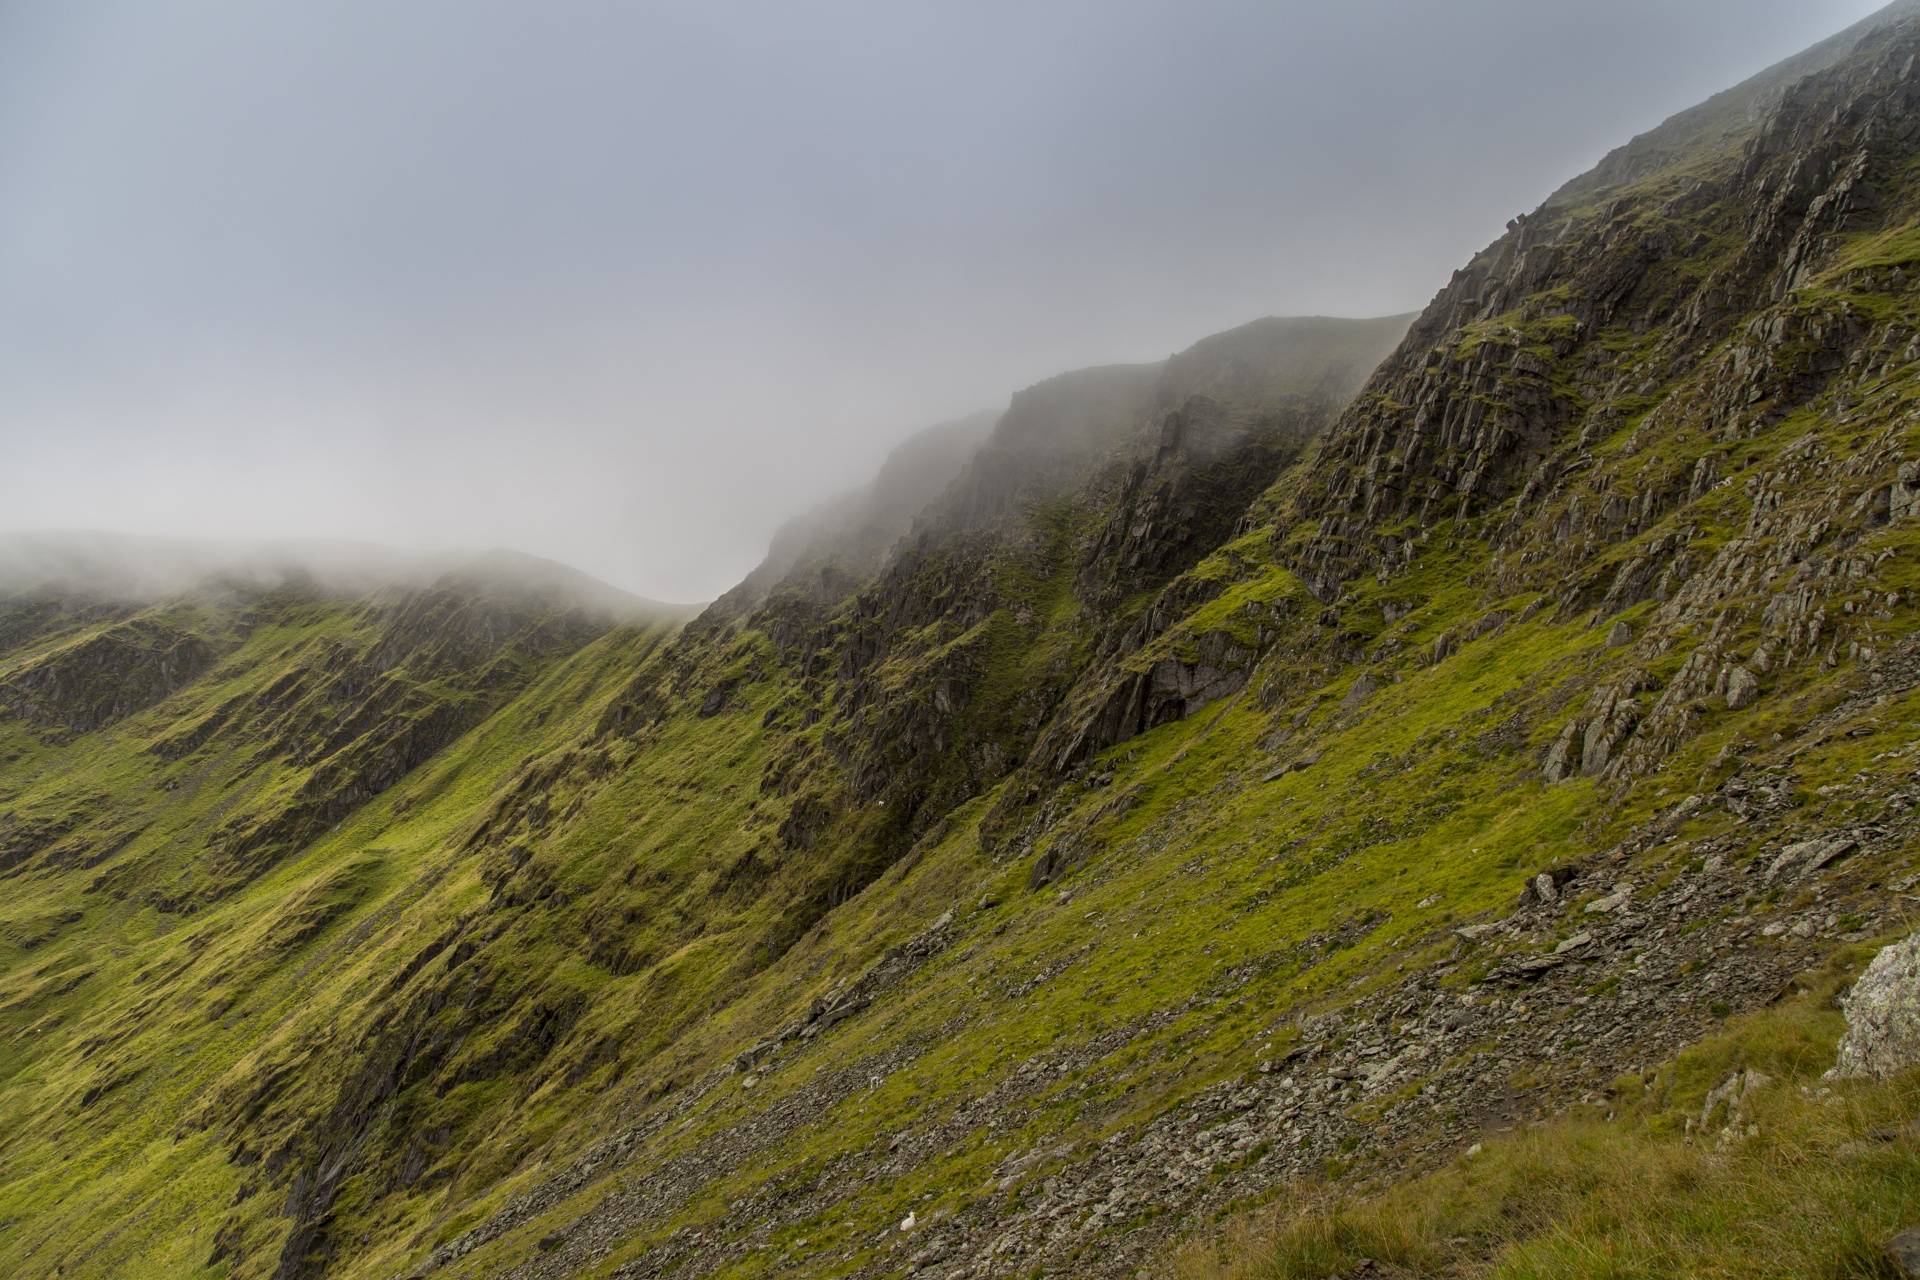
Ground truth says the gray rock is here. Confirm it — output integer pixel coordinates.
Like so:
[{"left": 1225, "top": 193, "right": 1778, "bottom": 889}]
[
  {"left": 1534, "top": 873, "right": 1559, "bottom": 905},
  {"left": 1605, "top": 620, "right": 1633, "bottom": 648},
  {"left": 1887, "top": 1225, "right": 1920, "bottom": 1277},
  {"left": 1542, "top": 719, "right": 1581, "bottom": 783},
  {"left": 1585, "top": 882, "right": 1634, "bottom": 914},
  {"left": 1806, "top": 836, "right": 1858, "bottom": 875},
  {"left": 1725, "top": 665, "right": 1760, "bottom": 710},
  {"left": 1338, "top": 675, "right": 1380, "bottom": 712},
  {"left": 1830, "top": 932, "right": 1920, "bottom": 1078}
]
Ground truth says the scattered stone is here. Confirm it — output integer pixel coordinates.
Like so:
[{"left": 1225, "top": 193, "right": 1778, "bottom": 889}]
[
  {"left": 1605, "top": 621, "right": 1633, "bottom": 649},
  {"left": 1554, "top": 932, "right": 1593, "bottom": 955}
]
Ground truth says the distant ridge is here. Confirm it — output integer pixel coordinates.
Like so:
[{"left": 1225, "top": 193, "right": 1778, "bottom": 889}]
[{"left": 0, "top": 530, "right": 677, "bottom": 618}]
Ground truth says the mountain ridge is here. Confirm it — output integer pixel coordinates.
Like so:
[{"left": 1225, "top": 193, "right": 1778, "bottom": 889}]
[{"left": 7, "top": 10, "right": 1920, "bottom": 1279}]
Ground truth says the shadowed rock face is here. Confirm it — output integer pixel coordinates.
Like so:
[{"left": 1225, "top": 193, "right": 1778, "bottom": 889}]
[
  {"left": 1, "top": 618, "right": 217, "bottom": 735},
  {"left": 20, "top": 13, "right": 1920, "bottom": 1280},
  {"left": 1284, "top": 12, "right": 1920, "bottom": 607}
]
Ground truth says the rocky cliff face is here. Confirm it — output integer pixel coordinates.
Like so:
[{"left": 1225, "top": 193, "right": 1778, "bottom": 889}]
[{"left": 10, "top": 11, "right": 1920, "bottom": 1280}]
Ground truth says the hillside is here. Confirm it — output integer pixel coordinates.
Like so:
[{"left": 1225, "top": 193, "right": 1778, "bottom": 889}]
[{"left": 8, "top": 6, "right": 1920, "bottom": 1278}]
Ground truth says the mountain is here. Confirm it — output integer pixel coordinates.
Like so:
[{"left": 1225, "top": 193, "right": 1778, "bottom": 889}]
[{"left": 8, "top": 5, "right": 1920, "bottom": 1276}]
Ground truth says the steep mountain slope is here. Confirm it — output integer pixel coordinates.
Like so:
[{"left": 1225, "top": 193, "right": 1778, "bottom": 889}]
[
  {"left": 378, "top": 12, "right": 1920, "bottom": 1277},
  {"left": 0, "top": 313, "right": 1406, "bottom": 1279},
  {"left": 0, "top": 549, "right": 686, "bottom": 1274},
  {"left": 11, "top": 7, "right": 1920, "bottom": 1277}
]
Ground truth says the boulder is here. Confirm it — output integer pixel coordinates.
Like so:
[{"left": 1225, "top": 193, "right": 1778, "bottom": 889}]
[
  {"left": 1830, "top": 932, "right": 1920, "bottom": 1078},
  {"left": 1724, "top": 665, "right": 1760, "bottom": 710},
  {"left": 1604, "top": 620, "right": 1633, "bottom": 649}
]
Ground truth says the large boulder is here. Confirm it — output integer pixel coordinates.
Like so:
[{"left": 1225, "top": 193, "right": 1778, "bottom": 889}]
[{"left": 1830, "top": 932, "right": 1920, "bottom": 1078}]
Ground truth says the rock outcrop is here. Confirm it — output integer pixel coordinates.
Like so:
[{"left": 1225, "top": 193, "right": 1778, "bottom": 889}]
[{"left": 1832, "top": 931, "right": 1920, "bottom": 1078}]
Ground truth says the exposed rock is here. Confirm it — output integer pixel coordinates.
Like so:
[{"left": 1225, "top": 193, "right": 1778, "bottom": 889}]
[
  {"left": 1724, "top": 665, "right": 1761, "bottom": 710},
  {"left": 1887, "top": 1226, "right": 1920, "bottom": 1277},
  {"left": 1261, "top": 750, "right": 1322, "bottom": 782},
  {"left": 1830, "top": 931, "right": 1920, "bottom": 1078},
  {"left": 1584, "top": 882, "right": 1634, "bottom": 914},
  {"left": 1769, "top": 833, "right": 1857, "bottom": 881},
  {"left": 1605, "top": 621, "right": 1634, "bottom": 649},
  {"left": 1338, "top": 674, "right": 1380, "bottom": 712}
]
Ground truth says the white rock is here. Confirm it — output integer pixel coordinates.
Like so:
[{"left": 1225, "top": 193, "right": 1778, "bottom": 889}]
[
  {"left": 899, "top": 1212, "right": 917, "bottom": 1232},
  {"left": 1829, "top": 931, "right": 1920, "bottom": 1078},
  {"left": 1586, "top": 883, "right": 1634, "bottom": 914}
]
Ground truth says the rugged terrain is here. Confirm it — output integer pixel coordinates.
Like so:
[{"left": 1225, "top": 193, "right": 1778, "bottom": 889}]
[{"left": 9, "top": 5, "right": 1920, "bottom": 1278}]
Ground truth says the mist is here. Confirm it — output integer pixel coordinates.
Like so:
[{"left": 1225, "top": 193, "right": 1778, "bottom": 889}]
[{"left": 0, "top": 0, "right": 1889, "bottom": 601}]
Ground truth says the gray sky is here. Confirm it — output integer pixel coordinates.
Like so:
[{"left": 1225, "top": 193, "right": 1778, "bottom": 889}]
[{"left": 0, "top": 1, "right": 1888, "bottom": 601}]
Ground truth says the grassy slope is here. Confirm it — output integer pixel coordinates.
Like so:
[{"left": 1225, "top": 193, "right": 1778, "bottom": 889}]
[
  {"left": 0, "top": 596, "right": 686, "bottom": 1274},
  {"left": 410, "top": 486, "right": 1920, "bottom": 1278}
]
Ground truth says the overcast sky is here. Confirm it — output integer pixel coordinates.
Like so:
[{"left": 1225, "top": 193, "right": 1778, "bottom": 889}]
[{"left": 0, "top": 1, "right": 1891, "bottom": 601}]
